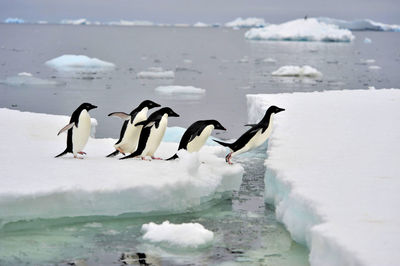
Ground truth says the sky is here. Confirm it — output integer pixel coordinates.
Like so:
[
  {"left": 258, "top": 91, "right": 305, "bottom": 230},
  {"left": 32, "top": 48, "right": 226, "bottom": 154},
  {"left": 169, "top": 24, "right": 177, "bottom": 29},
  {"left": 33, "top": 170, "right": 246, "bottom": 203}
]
[{"left": 1, "top": 0, "right": 400, "bottom": 24}]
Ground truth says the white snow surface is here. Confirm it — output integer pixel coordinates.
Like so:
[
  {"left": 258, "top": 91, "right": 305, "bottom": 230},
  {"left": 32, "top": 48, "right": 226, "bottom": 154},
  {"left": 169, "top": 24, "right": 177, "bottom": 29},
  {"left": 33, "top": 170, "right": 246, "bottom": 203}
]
[
  {"left": 245, "top": 18, "right": 354, "bottom": 42},
  {"left": 141, "top": 221, "right": 214, "bottom": 248},
  {"left": 155, "top": 85, "right": 205, "bottom": 95},
  {"left": 137, "top": 68, "right": 175, "bottom": 79},
  {"left": 0, "top": 109, "right": 243, "bottom": 224},
  {"left": 225, "top": 17, "right": 267, "bottom": 28},
  {"left": 317, "top": 17, "right": 400, "bottom": 32},
  {"left": 247, "top": 89, "right": 400, "bottom": 266},
  {"left": 45, "top": 55, "right": 115, "bottom": 71},
  {"left": 271, "top": 65, "right": 322, "bottom": 78}
]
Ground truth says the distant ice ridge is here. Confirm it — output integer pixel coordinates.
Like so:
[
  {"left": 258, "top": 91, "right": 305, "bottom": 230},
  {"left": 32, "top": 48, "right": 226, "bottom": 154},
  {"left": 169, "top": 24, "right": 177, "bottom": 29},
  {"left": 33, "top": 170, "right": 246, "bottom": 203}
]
[
  {"left": 0, "top": 108, "right": 243, "bottom": 224},
  {"left": 4, "top": 18, "right": 25, "bottom": 24},
  {"left": 137, "top": 67, "right": 175, "bottom": 79},
  {"left": 317, "top": 17, "right": 400, "bottom": 32},
  {"left": 155, "top": 85, "right": 205, "bottom": 95},
  {"left": 247, "top": 89, "right": 400, "bottom": 266},
  {"left": 141, "top": 221, "right": 214, "bottom": 248},
  {"left": 45, "top": 55, "right": 115, "bottom": 72},
  {"left": 193, "top": 22, "right": 210, "bottom": 27},
  {"left": 271, "top": 65, "right": 322, "bottom": 78},
  {"left": 107, "top": 20, "right": 154, "bottom": 26},
  {"left": 60, "top": 18, "right": 91, "bottom": 25},
  {"left": 245, "top": 18, "right": 354, "bottom": 42},
  {"left": 225, "top": 17, "right": 267, "bottom": 28},
  {"left": 0, "top": 72, "right": 63, "bottom": 87}
]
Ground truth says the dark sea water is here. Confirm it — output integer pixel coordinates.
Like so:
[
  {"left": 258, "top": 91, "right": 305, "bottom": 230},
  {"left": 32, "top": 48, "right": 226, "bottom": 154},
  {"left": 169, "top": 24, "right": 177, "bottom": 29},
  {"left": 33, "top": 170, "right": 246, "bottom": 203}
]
[{"left": 0, "top": 24, "right": 399, "bottom": 265}]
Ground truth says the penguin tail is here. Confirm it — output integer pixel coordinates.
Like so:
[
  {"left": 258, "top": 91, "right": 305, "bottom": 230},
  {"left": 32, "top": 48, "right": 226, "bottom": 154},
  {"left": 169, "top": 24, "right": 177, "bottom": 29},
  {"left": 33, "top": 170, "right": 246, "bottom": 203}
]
[
  {"left": 213, "top": 139, "right": 233, "bottom": 149},
  {"left": 106, "top": 150, "right": 119, "bottom": 158},
  {"left": 120, "top": 151, "right": 140, "bottom": 160},
  {"left": 166, "top": 154, "right": 179, "bottom": 161},
  {"left": 55, "top": 148, "right": 69, "bottom": 158}
]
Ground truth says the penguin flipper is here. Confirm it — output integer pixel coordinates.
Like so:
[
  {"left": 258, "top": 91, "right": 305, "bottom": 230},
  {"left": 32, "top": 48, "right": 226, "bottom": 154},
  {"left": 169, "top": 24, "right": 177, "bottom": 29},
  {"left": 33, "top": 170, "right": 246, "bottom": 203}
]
[
  {"left": 244, "top": 124, "right": 257, "bottom": 127},
  {"left": 166, "top": 154, "right": 179, "bottom": 161},
  {"left": 106, "top": 150, "right": 120, "bottom": 157},
  {"left": 213, "top": 139, "right": 233, "bottom": 148},
  {"left": 108, "top": 112, "right": 131, "bottom": 120},
  {"left": 57, "top": 122, "right": 74, "bottom": 136}
]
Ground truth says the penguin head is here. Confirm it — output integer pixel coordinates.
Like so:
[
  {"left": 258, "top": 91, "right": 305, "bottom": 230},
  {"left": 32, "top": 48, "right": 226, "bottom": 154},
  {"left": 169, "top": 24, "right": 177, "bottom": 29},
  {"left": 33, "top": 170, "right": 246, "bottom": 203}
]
[
  {"left": 139, "top": 100, "right": 161, "bottom": 110},
  {"left": 209, "top": 120, "right": 226, "bottom": 130},
  {"left": 268, "top": 105, "right": 285, "bottom": 114},
  {"left": 80, "top": 102, "right": 97, "bottom": 111},
  {"left": 159, "top": 107, "right": 179, "bottom": 117}
]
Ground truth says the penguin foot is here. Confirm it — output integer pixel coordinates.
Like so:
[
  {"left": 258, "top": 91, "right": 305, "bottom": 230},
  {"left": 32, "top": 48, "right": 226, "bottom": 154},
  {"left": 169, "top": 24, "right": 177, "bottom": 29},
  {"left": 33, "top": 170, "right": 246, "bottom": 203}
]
[
  {"left": 78, "top": 151, "right": 86, "bottom": 155},
  {"left": 226, "top": 153, "right": 233, "bottom": 165},
  {"left": 141, "top": 157, "right": 151, "bottom": 161},
  {"left": 151, "top": 156, "right": 162, "bottom": 160},
  {"left": 74, "top": 155, "right": 84, "bottom": 159}
]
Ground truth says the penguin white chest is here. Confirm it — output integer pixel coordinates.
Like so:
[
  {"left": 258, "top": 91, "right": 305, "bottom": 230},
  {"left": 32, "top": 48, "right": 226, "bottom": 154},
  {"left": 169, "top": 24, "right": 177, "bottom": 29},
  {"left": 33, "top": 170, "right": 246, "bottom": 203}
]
[
  {"left": 115, "top": 108, "right": 148, "bottom": 153},
  {"left": 72, "top": 110, "right": 91, "bottom": 154},
  {"left": 145, "top": 114, "right": 168, "bottom": 156},
  {"left": 187, "top": 125, "right": 214, "bottom": 152}
]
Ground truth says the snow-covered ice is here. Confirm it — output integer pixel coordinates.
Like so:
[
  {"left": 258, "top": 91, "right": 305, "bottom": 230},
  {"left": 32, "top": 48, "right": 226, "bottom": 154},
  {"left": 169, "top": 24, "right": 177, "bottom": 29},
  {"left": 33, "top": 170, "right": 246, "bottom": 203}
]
[
  {"left": 0, "top": 109, "right": 243, "bottom": 225},
  {"left": 247, "top": 89, "right": 400, "bottom": 266},
  {"left": 317, "top": 17, "right": 400, "bottom": 32},
  {"left": 141, "top": 221, "right": 214, "bottom": 248},
  {"left": 137, "top": 67, "right": 175, "bottom": 79},
  {"left": 45, "top": 55, "right": 115, "bottom": 72},
  {"left": 245, "top": 18, "right": 354, "bottom": 42},
  {"left": 4, "top": 18, "right": 25, "bottom": 24},
  {"left": 0, "top": 72, "right": 63, "bottom": 87},
  {"left": 271, "top": 65, "right": 322, "bottom": 78},
  {"left": 155, "top": 85, "right": 205, "bottom": 95},
  {"left": 225, "top": 17, "right": 267, "bottom": 28}
]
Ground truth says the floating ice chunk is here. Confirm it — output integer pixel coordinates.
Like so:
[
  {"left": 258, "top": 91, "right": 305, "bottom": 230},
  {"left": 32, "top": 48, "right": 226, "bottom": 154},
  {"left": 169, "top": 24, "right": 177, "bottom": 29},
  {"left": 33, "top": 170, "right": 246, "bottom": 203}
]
[
  {"left": 141, "top": 221, "right": 214, "bottom": 248},
  {"left": 155, "top": 85, "right": 205, "bottom": 95},
  {"left": 0, "top": 108, "right": 243, "bottom": 224},
  {"left": 225, "top": 17, "right": 267, "bottom": 28},
  {"left": 364, "top": 37, "right": 372, "bottom": 44},
  {"left": 37, "top": 21, "right": 48, "bottom": 24},
  {"left": 361, "top": 59, "right": 375, "bottom": 64},
  {"left": 4, "top": 18, "right": 25, "bottom": 24},
  {"left": 45, "top": 55, "right": 115, "bottom": 72},
  {"left": 108, "top": 20, "right": 154, "bottom": 26},
  {"left": 137, "top": 67, "right": 175, "bottom": 79},
  {"left": 193, "top": 22, "right": 209, "bottom": 27},
  {"left": 245, "top": 18, "right": 354, "bottom": 42},
  {"left": 271, "top": 65, "right": 322, "bottom": 78},
  {"left": 247, "top": 89, "right": 400, "bottom": 266},
  {"left": 263, "top": 58, "right": 276, "bottom": 63},
  {"left": 368, "top": 65, "right": 381, "bottom": 70},
  {"left": 0, "top": 72, "right": 62, "bottom": 87},
  {"left": 61, "top": 18, "right": 90, "bottom": 25},
  {"left": 317, "top": 17, "right": 400, "bottom": 32}
]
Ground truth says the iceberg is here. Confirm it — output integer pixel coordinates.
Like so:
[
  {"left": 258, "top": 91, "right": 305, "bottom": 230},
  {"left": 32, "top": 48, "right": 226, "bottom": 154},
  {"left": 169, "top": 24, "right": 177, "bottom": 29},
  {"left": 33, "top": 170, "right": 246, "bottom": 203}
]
[
  {"left": 60, "top": 18, "right": 90, "bottom": 25},
  {"left": 4, "top": 18, "right": 25, "bottom": 24},
  {"left": 45, "top": 55, "right": 115, "bottom": 72},
  {"left": 0, "top": 108, "right": 243, "bottom": 225},
  {"left": 141, "top": 221, "right": 214, "bottom": 248},
  {"left": 225, "top": 17, "right": 267, "bottom": 28},
  {"left": 0, "top": 72, "right": 63, "bottom": 87},
  {"left": 271, "top": 65, "right": 322, "bottom": 78},
  {"left": 247, "top": 89, "right": 400, "bottom": 266},
  {"left": 154, "top": 85, "right": 205, "bottom": 95},
  {"left": 107, "top": 20, "right": 154, "bottom": 26},
  {"left": 137, "top": 67, "right": 175, "bottom": 79},
  {"left": 317, "top": 17, "right": 400, "bottom": 32},
  {"left": 245, "top": 18, "right": 354, "bottom": 42},
  {"left": 193, "top": 22, "right": 209, "bottom": 27}
]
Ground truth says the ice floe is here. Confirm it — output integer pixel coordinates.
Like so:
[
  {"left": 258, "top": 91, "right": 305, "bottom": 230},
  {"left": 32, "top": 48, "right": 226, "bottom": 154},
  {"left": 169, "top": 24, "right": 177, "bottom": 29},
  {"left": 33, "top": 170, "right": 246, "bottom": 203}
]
[
  {"left": 368, "top": 65, "right": 381, "bottom": 70},
  {"left": 0, "top": 72, "right": 63, "bottom": 87},
  {"left": 137, "top": 67, "right": 175, "bottom": 79},
  {"left": 60, "top": 18, "right": 90, "bottom": 25},
  {"left": 193, "top": 22, "right": 209, "bottom": 27},
  {"left": 155, "top": 85, "right": 205, "bottom": 95},
  {"left": 141, "top": 221, "right": 214, "bottom": 248},
  {"left": 0, "top": 108, "right": 243, "bottom": 224},
  {"left": 317, "top": 17, "right": 400, "bottom": 32},
  {"left": 108, "top": 20, "right": 154, "bottom": 26},
  {"left": 225, "top": 17, "right": 267, "bottom": 28},
  {"left": 45, "top": 55, "right": 115, "bottom": 72},
  {"left": 245, "top": 18, "right": 354, "bottom": 42},
  {"left": 271, "top": 65, "right": 322, "bottom": 78},
  {"left": 4, "top": 18, "right": 25, "bottom": 24},
  {"left": 364, "top": 37, "right": 372, "bottom": 44},
  {"left": 247, "top": 89, "right": 400, "bottom": 266}
]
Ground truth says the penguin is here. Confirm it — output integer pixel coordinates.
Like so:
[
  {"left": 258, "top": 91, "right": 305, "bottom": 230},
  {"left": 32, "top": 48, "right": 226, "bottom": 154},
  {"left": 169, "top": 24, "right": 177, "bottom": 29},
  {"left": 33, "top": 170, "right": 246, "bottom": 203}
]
[
  {"left": 106, "top": 100, "right": 160, "bottom": 157},
  {"left": 166, "top": 120, "right": 226, "bottom": 160},
  {"left": 120, "top": 107, "right": 179, "bottom": 160},
  {"left": 213, "top": 105, "right": 285, "bottom": 164},
  {"left": 55, "top": 102, "right": 97, "bottom": 158}
]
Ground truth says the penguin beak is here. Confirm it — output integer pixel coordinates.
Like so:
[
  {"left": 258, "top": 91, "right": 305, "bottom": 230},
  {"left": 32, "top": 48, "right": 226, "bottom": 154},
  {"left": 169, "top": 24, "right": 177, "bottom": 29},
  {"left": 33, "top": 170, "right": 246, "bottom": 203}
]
[
  {"left": 276, "top": 107, "right": 285, "bottom": 113},
  {"left": 92, "top": 105, "right": 98, "bottom": 110},
  {"left": 152, "top": 102, "right": 161, "bottom": 108},
  {"left": 218, "top": 125, "right": 226, "bottom": 130},
  {"left": 171, "top": 111, "right": 179, "bottom": 117}
]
